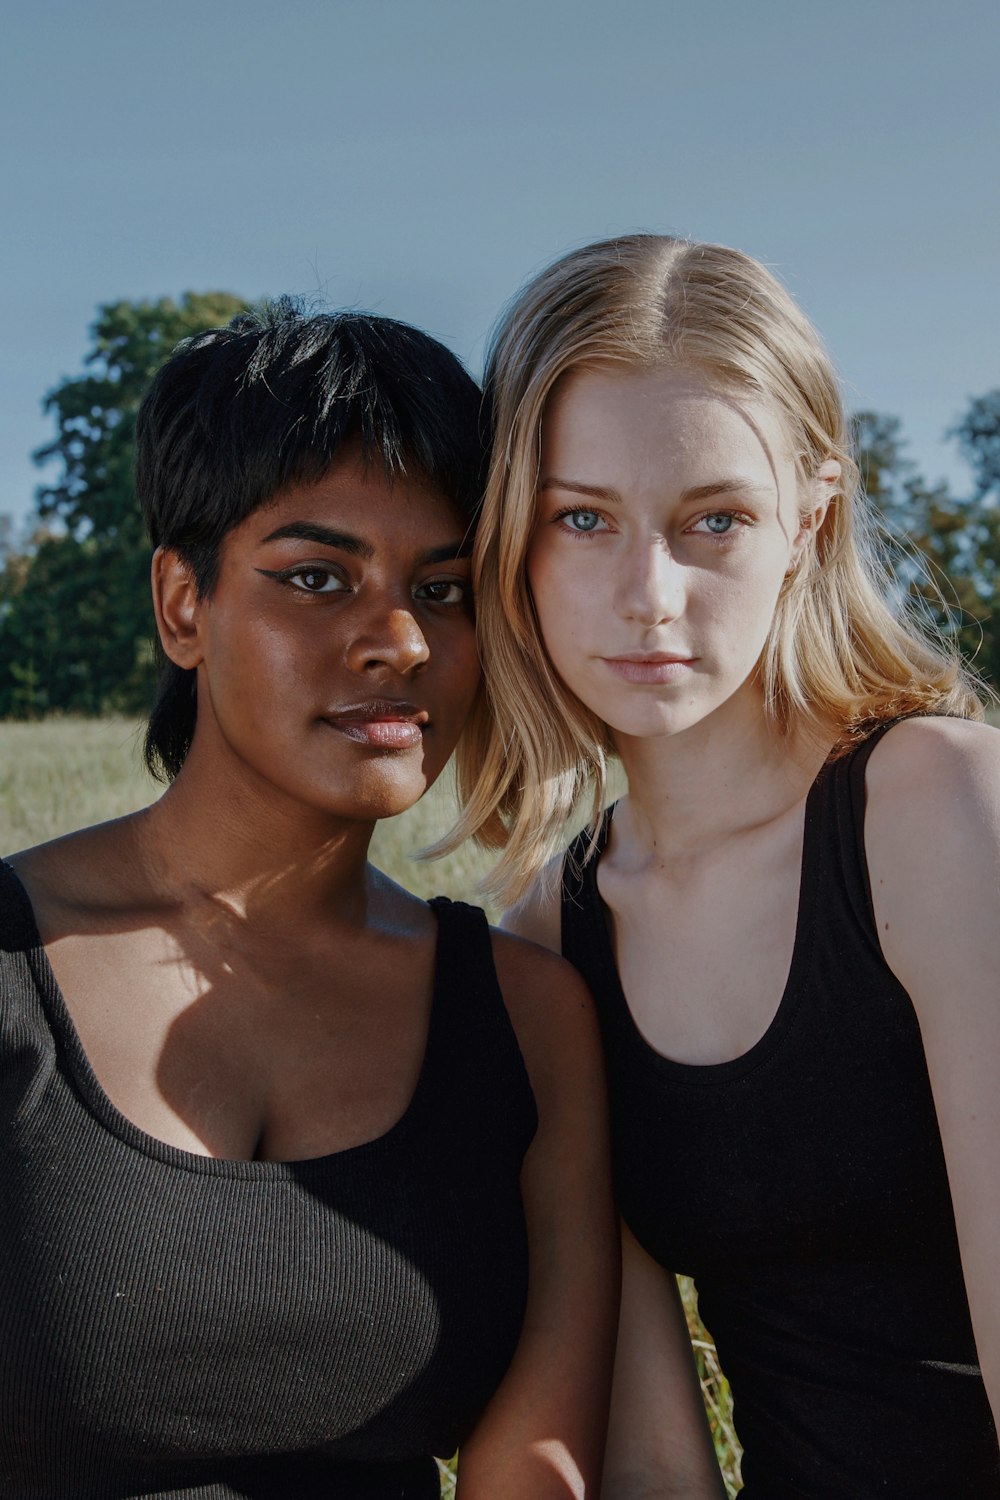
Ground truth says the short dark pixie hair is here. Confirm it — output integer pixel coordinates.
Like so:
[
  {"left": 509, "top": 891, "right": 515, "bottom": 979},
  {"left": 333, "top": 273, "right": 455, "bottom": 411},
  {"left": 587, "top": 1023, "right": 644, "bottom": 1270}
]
[{"left": 136, "top": 297, "right": 486, "bottom": 782}]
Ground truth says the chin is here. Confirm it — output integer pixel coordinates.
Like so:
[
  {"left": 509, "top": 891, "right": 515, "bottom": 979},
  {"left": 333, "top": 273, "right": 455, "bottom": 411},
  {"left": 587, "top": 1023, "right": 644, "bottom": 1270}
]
[
  {"left": 604, "top": 699, "right": 720, "bottom": 743},
  {"left": 344, "top": 761, "right": 438, "bottom": 821},
  {"left": 611, "top": 716, "right": 691, "bottom": 742}
]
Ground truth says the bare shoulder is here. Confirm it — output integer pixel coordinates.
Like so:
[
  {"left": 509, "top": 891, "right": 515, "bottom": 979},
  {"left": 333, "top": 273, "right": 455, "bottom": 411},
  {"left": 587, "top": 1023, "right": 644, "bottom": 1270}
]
[
  {"left": 488, "top": 926, "right": 602, "bottom": 1097},
  {"left": 864, "top": 715, "right": 1000, "bottom": 861},
  {"left": 865, "top": 714, "right": 1000, "bottom": 806},
  {"left": 498, "top": 854, "right": 565, "bottom": 955},
  {"left": 5, "top": 819, "right": 137, "bottom": 924},
  {"left": 864, "top": 716, "right": 1000, "bottom": 1008},
  {"left": 5, "top": 832, "right": 81, "bottom": 919}
]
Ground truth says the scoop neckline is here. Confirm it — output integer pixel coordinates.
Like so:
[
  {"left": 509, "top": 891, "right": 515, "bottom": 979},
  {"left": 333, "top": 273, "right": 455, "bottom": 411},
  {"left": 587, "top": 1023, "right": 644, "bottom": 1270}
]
[
  {"left": 0, "top": 858, "right": 446, "bottom": 1179},
  {"left": 583, "top": 773, "right": 823, "bottom": 1086}
]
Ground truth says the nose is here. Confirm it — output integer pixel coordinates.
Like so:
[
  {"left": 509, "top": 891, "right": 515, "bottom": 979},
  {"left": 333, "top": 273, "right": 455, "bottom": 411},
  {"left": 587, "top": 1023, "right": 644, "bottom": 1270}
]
[
  {"left": 345, "top": 601, "right": 431, "bottom": 678},
  {"left": 615, "top": 534, "right": 685, "bottom": 628}
]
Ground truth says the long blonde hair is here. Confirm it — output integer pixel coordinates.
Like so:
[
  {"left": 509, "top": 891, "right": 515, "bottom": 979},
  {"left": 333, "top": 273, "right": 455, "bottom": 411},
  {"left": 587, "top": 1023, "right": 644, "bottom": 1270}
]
[{"left": 443, "top": 234, "right": 984, "bottom": 906}]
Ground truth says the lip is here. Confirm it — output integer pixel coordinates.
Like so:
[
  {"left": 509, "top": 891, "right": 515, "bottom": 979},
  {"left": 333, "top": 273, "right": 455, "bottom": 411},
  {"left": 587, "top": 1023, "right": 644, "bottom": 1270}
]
[
  {"left": 322, "top": 699, "right": 429, "bottom": 750},
  {"left": 601, "top": 654, "right": 697, "bottom": 684}
]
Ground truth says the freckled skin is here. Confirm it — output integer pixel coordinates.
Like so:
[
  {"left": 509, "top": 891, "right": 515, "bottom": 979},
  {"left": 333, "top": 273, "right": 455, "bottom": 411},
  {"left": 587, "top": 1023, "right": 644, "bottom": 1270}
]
[{"left": 529, "top": 366, "right": 813, "bottom": 747}]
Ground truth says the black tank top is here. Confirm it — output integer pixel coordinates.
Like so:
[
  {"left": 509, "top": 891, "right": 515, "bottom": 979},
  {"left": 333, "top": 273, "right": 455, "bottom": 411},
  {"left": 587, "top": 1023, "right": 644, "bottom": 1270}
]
[
  {"left": 0, "top": 872, "right": 537, "bottom": 1500},
  {"left": 562, "top": 723, "right": 999, "bottom": 1498}
]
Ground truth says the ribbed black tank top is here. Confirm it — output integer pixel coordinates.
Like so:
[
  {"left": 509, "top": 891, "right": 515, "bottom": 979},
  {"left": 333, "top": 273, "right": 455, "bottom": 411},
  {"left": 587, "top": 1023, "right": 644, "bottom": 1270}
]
[
  {"left": 562, "top": 723, "right": 999, "bottom": 1498},
  {"left": 0, "top": 870, "right": 537, "bottom": 1500}
]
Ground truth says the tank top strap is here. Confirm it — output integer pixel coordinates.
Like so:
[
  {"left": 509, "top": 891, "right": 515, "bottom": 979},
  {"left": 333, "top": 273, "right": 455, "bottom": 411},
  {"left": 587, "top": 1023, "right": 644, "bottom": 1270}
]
[
  {"left": 426, "top": 897, "right": 536, "bottom": 1111},
  {"left": 561, "top": 807, "right": 614, "bottom": 909},
  {"left": 810, "top": 717, "right": 929, "bottom": 958},
  {"left": 0, "top": 858, "right": 41, "bottom": 955},
  {"left": 0, "top": 859, "right": 52, "bottom": 1057},
  {"left": 560, "top": 808, "right": 619, "bottom": 1040},
  {"left": 427, "top": 894, "right": 494, "bottom": 996}
]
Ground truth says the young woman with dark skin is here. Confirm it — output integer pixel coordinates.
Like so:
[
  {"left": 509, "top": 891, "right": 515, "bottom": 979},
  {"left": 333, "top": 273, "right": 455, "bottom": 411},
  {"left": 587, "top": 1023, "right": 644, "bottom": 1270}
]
[
  {"left": 0, "top": 303, "right": 616, "bottom": 1500},
  {"left": 453, "top": 237, "right": 1000, "bottom": 1498}
]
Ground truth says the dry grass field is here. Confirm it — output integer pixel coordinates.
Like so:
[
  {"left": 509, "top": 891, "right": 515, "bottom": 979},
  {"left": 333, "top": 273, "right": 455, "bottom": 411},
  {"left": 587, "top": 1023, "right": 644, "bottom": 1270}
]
[{"left": 0, "top": 717, "right": 155, "bottom": 853}]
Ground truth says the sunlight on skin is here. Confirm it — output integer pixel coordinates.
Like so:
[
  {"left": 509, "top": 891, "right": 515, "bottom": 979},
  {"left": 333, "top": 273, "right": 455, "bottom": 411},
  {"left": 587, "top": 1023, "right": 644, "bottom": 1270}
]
[{"left": 528, "top": 1439, "right": 585, "bottom": 1497}]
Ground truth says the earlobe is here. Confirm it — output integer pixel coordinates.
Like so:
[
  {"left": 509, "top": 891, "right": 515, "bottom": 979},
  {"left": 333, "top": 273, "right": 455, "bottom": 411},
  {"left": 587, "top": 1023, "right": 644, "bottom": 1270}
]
[
  {"left": 151, "top": 547, "right": 204, "bottom": 669},
  {"left": 811, "top": 457, "right": 841, "bottom": 531},
  {"left": 788, "top": 458, "right": 840, "bottom": 572}
]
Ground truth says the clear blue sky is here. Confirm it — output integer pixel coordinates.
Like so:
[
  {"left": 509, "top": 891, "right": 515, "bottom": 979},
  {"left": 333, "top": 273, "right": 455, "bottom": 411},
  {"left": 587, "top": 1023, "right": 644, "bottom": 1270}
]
[{"left": 3, "top": 0, "right": 997, "bottom": 531}]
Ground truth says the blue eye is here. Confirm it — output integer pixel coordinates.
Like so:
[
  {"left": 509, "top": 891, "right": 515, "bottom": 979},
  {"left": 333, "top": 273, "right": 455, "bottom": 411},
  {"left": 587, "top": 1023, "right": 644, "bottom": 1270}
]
[
  {"left": 560, "top": 509, "right": 605, "bottom": 533},
  {"left": 690, "top": 512, "right": 742, "bottom": 536}
]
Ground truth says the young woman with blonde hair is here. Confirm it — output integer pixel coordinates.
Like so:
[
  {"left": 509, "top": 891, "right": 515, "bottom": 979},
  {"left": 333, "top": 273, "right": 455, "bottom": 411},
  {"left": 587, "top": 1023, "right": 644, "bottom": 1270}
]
[{"left": 451, "top": 235, "right": 1000, "bottom": 1496}]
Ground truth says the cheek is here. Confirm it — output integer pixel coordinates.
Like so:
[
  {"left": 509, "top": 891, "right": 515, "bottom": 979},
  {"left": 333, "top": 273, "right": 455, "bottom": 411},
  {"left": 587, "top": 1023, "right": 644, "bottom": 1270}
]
[
  {"left": 453, "top": 639, "right": 483, "bottom": 712},
  {"left": 206, "top": 613, "right": 310, "bottom": 730},
  {"left": 526, "top": 541, "right": 591, "bottom": 635},
  {"left": 703, "top": 558, "right": 788, "bottom": 661},
  {"left": 435, "top": 624, "right": 481, "bottom": 710},
  {"left": 524, "top": 539, "right": 549, "bottom": 607},
  {"left": 526, "top": 563, "right": 566, "bottom": 663},
  {"left": 237, "top": 618, "right": 302, "bottom": 684}
]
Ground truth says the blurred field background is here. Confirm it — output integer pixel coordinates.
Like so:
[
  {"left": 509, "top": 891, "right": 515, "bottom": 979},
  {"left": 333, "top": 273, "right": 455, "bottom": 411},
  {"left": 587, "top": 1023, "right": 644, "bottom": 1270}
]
[{"left": 7, "top": 708, "right": 1000, "bottom": 1493}]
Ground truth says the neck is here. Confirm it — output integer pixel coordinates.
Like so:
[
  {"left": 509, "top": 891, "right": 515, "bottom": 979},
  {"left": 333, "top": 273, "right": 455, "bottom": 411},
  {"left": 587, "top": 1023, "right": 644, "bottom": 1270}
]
[
  {"left": 612, "top": 684, "right": 826, "bottom": 863},
  {"left": 128, "top": 749, "right": 379, "bottom": 937}
]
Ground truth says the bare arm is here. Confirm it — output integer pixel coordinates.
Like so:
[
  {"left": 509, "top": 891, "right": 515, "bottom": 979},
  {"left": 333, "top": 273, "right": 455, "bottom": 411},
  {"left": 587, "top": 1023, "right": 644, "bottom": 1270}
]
[
  {"left": 454, "top": 933, "right": 619, "bottom": 1498},
  {"left": 866, "top": 716, "right": 1000, "bottom": 1434},
  {"left": 504, "top": 876, "right": 724, "bottom": 1498},
  {"left": 602, "top": 1224, "right": 725, "bottom": 1500}
]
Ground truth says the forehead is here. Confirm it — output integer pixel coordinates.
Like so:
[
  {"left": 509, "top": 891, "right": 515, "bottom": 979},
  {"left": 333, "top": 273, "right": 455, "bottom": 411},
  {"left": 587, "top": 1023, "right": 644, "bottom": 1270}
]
[
  {"left": 236, "top": 443, "right": 469, "bottom": 547},
  {"left": 541, "top": 364, "right": 795, "bottom": 492}
]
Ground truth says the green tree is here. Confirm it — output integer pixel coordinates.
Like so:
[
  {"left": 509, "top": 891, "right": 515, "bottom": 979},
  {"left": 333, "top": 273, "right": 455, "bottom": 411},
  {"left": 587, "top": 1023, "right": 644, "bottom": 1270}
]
[
  {"left": 0, "top": 517, "right": 43, "bottom": 716},
  {"left": 0, "top": 516, "right": 20, "bottom": 610},
  {"left": 953, "top": 390, "right": 1000, "bottom": 501},
  {"left": 35, "top": 292, "right": 248, "bottom": 538},
  {"left": 0, "top": 292, "right": 247, "bottom": 718},
  {"left": 853, "top": 404, "right": 1000, "bottom": 688},
  {"left": 0, "top": 531, "right": 156, "bottom": 717},
  {"left": 948, "top": 390, "right": 1000, "bottom": 686}
]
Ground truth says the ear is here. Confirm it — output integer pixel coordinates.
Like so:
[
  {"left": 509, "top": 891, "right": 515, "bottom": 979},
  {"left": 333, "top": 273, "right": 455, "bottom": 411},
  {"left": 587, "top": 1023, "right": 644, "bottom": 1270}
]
[
  {"left": 789, "top": 457, "right": 840, "bottom": 569},
  {"left": 151, "top": 547, "right": 204, "bottom": 669}
]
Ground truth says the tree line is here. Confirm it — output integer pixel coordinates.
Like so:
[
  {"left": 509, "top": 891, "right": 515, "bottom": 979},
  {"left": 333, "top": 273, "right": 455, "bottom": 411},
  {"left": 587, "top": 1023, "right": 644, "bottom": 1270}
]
[
  {"left": 0, "top": 294, "right": 247, "bottom": 719},
  {"left": 1, "top": 294, "right": 999, "bottom": 718}
]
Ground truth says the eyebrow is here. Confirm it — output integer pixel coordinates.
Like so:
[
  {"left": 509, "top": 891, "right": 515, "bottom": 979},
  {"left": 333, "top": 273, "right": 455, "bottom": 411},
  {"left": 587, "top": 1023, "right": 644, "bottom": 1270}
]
[
  {"left": 261, "top": 522, "right": 373, "bottom": 557},
  {"left": 539, "top": 478, "right": 622, "bottom": 504},
  {"left": 680, "top": 478, "right": 775, "bottom": 504},
  {"left": 259, "top": 521, "right": 471, "bottom": 565},
  {"left": 423, "top": 540, "right": 473, "bottom": 563},
  {"left": 540, "top": 476, "right": 774, "bottom": 504}
]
